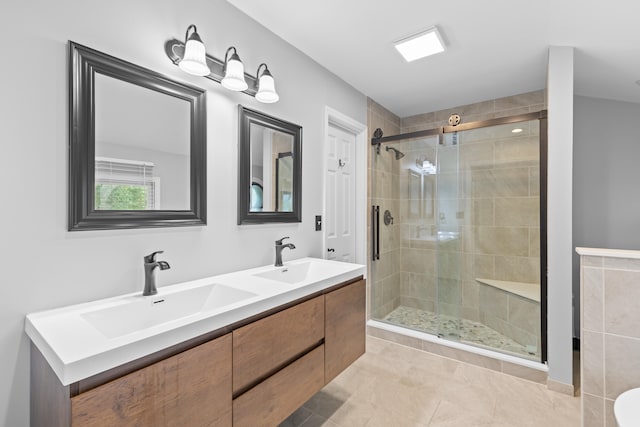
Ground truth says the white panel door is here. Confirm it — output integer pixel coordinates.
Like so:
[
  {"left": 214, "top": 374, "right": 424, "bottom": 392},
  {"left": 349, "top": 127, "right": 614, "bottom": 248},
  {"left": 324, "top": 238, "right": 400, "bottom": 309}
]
[{"left": 325, "top": 124, "right": 356, "bottom": 262}]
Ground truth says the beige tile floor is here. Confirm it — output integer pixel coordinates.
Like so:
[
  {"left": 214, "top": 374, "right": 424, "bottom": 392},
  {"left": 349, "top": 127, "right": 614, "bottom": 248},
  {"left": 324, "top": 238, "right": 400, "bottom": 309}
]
[{"left": 280, "top": 336, "right": 580, "bottom": 427}]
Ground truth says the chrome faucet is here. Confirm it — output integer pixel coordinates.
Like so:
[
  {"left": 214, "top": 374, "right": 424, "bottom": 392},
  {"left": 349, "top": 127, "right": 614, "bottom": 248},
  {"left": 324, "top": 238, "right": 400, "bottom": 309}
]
[
  {"left": 143, "top": 251, "right": 171, "bottom": 296},
  {"left": 274, "top": 237, "right": 296, "bottom": 267}
]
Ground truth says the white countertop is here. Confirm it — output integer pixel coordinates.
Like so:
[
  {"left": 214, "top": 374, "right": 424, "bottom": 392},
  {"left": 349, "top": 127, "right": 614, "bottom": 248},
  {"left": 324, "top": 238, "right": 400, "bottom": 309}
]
[
  {"left": 576, "top": 247, "right": 640, "bottom": 259},
  {"left": 25, "top": 257, "right": 365, "bottom": 386}
]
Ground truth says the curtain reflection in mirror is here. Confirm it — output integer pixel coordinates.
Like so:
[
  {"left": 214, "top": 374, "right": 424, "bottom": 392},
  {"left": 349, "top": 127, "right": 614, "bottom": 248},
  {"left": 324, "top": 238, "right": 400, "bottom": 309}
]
[{"left": 276, "top": 153, "right": 293, "bottom": 211}]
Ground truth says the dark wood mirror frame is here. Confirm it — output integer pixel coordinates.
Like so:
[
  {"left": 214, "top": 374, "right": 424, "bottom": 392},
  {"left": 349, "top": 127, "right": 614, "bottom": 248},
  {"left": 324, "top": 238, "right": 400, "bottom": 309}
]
[
  {"left": 68, "top": 41, "right": 207, "bottom": 231},
  {"left": 238, "top": 106, "right": 302, "bottom": 224}
]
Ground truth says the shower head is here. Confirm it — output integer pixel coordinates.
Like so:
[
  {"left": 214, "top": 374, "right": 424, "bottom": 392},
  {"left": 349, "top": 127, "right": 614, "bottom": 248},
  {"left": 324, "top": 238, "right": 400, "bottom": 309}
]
[{"left": 385, "top": 145, "right": 405, "bottom": 160}]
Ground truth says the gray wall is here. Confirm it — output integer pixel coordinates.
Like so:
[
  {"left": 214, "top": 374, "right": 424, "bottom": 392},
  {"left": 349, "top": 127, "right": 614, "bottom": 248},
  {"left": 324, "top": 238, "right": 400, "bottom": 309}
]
[
  {"left": 0, "top": 0, "right": 366, "bottom": 424},
  {"left": 573, "top": 95, "right": 640, "bottom": 337}
]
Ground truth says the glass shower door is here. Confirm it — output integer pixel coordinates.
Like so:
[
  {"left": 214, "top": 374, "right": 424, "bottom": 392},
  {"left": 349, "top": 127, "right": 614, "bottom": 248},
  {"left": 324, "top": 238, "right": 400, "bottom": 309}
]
[
  {"left": 435, "top": 119, "right": 543, "bottom": 361},
  {"left": 435, "top": 132, "right": 463, "bottom": 340}
]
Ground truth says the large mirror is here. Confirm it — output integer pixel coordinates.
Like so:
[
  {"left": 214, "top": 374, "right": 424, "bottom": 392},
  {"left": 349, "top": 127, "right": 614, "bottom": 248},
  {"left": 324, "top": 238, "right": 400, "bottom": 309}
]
[
  {"left": 69, "top": 42, "right": 206, "bottom": 230},
  {"left": 238, "top": 106, "right": 302, "bottom": 224}
]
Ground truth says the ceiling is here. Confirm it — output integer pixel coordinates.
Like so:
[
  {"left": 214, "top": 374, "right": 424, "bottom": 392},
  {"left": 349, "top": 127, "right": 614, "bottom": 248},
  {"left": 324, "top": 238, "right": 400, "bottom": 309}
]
[{"left": 227, "top": 0, "right": 640, "bottom": 118}]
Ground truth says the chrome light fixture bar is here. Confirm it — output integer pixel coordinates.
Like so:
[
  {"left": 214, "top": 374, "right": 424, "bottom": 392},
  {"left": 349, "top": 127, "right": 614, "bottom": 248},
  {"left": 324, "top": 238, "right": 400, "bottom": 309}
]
[{"left": 165, "top": 25, "right": 279, "bottom": 103}]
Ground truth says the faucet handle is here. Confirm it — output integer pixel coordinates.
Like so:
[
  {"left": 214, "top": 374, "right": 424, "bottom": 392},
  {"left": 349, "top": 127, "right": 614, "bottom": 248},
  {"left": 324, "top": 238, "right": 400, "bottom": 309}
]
[
  {"left": 144, "top": 251, "right": 164, "bottom": 263},
  {"left": 275, "top": 236, "right": 290, "bottom": 245}
]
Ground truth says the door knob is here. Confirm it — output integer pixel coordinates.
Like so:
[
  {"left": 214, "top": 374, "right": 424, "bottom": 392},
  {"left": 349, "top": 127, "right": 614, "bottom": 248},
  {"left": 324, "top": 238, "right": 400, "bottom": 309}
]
[{"left": 327, "top": 248, "right": 335, "bottom": 252}]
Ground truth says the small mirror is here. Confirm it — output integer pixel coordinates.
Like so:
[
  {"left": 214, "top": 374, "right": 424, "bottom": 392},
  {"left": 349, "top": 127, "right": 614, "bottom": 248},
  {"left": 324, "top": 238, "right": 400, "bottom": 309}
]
[
  {"left": 238, "top": 106, "right": 302, "bottom": 224},
  {"left": 69, "top": 42, "right": 207, "bottom": 230}
]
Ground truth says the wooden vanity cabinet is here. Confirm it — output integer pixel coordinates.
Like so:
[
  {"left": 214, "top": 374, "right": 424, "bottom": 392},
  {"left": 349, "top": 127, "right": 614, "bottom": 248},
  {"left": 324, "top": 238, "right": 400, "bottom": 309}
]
[
  {"left": 231, "top": 278, "right": 365, "bottom": 426},
  {"left": 71, "top": 333, "right": 232, "bottom": 427},
  {"left": 231, "top": 295, "right": 325, "bottom": 427},
  {"left": 325, "top": 279, "right": 366, "bottom": 383},
  {"left": 232, "top": 296, "right": 324, "bottom": 394},
  {"left": 31, "top": 277, "right": 365, "bottom": 427},
  {"left": 233, "top": 345, "right": 325, "bottom": 427}
]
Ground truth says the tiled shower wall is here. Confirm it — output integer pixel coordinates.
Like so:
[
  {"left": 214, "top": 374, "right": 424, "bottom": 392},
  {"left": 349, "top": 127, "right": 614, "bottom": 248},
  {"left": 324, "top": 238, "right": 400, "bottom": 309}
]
[
  {"left": 367, "top": 98, "right": 402, "bottom": 318},
  {"left": 456, "top": 117, "right": 541, "bottom": 351},
  {"left": 399, "top": 90, "right": 546, "bottom": 133},
  {"left": 368, "top": 91, "right": 545, "bottom": 346}
]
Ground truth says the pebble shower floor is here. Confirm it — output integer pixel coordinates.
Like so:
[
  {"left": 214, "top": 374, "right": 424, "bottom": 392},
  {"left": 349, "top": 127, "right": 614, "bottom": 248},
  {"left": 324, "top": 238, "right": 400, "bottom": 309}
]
[{"left": 383, "top": 306, "right": 540, "bottom": 361}]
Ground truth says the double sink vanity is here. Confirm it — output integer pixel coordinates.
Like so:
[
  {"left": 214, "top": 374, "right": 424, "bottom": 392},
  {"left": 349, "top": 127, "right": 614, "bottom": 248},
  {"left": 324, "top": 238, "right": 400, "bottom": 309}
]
[{"left": 26, "top": 257, "right": 366, "bottom": 426}]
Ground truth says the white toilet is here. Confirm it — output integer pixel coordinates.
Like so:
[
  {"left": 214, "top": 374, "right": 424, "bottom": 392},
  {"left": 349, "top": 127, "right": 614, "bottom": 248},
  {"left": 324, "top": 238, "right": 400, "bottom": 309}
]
[{"left": 614, "top": 388, "right": 640, "bottom": 426}]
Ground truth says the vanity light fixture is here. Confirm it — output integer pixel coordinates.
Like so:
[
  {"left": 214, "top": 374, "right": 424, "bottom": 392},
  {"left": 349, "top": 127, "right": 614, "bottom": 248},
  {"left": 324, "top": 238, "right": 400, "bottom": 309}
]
[
  {"left": 221, "top": 47, "right": 248, "bottom": 91},
  {"left": 178, "top": 25, "right": 210, "bottom": 76},
  {"left": 512, "top": 128, "right": 524, "bottom": 133},
  {"left": 394, "top": 27, "right": 446, "bottom": 62},
  {"left": 254, "top": 63, "right": 279, "bottom": 103},
  {"left": 165, "top": 25, "right": 279, "bottom": 103}
]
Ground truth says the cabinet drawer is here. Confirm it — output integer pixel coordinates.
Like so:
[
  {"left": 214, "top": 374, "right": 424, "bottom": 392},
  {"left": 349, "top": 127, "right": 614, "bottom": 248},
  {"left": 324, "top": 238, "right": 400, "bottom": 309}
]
[
  {"left": 71, "top": 334, "right": 232, "bottom": 427},
  {"left": 233, "top": 344, "right": 324, "bottom": 427},
  {"left": 233, "top": 295, "right": 324, "bottom": 393},
  {"left": 325, "top": 279, "right": 366, "bottom": 383}
]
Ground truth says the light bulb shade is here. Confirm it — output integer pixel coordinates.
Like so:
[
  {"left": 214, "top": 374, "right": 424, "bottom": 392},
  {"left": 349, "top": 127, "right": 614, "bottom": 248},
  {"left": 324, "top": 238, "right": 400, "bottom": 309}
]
[
  {"left": 221, "top": 53, "right": 248, "bottom": 91},
  {"left": 255, "top": 72, "right": 279, "bottom": 103},
  {"left": 179, "top": 29, "right": 210, "bottom": 76}
]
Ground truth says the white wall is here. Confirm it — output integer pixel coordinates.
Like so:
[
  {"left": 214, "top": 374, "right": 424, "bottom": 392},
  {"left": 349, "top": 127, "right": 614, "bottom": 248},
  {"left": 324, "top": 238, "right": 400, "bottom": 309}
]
[
  {"left": 573, "top": 95, "right": 640, "bottom": 336},
  {"left": 0, "top": 0, "right": 366, "bottom": 424},
  {"left": 546, "top": 46, "right": 574, "bottom": 388}
]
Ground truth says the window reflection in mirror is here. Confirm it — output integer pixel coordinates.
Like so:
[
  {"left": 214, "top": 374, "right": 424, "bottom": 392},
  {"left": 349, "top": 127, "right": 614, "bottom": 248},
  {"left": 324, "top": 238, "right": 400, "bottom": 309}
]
[
  {"left": 249, "top": 123, "right": 294, "bottom": 212},
  {"left": 94, "top": 74, "right": 190, "bottom": 211}
]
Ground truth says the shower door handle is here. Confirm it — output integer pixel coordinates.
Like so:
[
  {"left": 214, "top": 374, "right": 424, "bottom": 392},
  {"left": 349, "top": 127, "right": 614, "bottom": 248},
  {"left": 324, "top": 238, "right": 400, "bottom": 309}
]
[
  {"left": 376, "top": 206, "right": 380, "bottom": 260},
  {"left": 372, "top": 205, "right": 380, "bottom": 261}
]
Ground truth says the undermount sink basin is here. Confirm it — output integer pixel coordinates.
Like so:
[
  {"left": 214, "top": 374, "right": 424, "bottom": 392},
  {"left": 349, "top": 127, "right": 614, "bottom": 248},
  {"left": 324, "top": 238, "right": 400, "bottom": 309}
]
[{"left": 81, "top": 284, "right": 257, "bottom": 339}]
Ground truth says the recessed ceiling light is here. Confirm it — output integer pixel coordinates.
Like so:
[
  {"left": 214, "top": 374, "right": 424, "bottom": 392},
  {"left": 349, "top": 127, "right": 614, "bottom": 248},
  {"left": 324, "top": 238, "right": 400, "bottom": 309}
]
[
  {"left": 512, "top": 128, "right": 523, "bottom": 134},
  {"left": 394, "top": 27, "right": 446, "bottom": 62}
]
